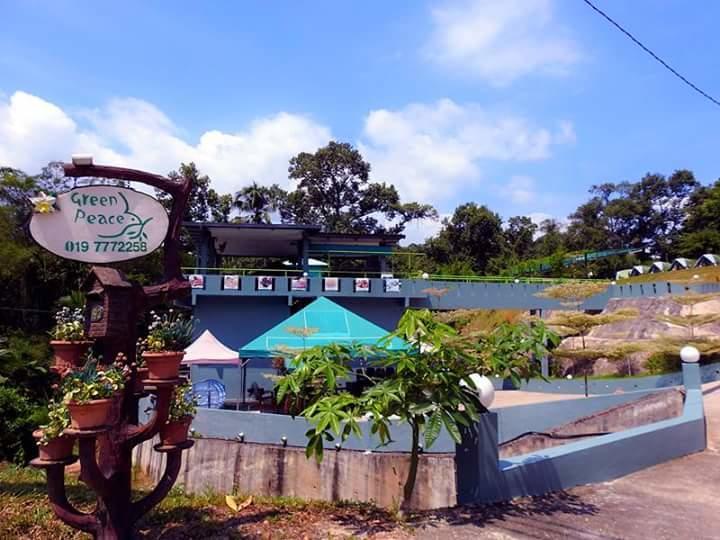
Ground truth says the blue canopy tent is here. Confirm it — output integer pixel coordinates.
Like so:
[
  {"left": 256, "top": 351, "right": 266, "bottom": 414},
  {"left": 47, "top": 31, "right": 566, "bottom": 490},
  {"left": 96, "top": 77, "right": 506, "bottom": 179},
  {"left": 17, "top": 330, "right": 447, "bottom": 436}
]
[{"left": 240, "top": 297, "right": 406, "bottom": 361}]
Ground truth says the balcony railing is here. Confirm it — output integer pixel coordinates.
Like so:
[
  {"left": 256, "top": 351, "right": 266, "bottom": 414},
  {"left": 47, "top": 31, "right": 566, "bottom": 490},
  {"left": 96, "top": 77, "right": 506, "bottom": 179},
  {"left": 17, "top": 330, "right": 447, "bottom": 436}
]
[{"left": 181, "top": 267, "right": 599, "bottom": 285}]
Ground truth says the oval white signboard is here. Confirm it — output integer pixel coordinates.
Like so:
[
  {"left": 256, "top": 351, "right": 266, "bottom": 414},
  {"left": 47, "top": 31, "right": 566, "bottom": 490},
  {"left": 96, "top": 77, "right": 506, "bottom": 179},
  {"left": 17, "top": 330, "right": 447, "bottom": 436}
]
[{"left": 29, "top": 186, "right": 169, "bottom": 263}]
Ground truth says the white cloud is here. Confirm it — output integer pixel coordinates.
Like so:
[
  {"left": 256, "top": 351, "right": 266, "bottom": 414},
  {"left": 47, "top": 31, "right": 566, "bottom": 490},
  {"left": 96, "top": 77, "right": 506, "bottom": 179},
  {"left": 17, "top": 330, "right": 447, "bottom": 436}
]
[
  {"left": 0, "top": 91, "right": 332, "bottom": 194},
  {"left": 527, "top": 211, "right": 553, "bottom": 226},
  {"left": 359, "top": 98, "right": 573, "bottom": 202},
  {"left": 425, "top": 0, "right": 580, "bottom": 85},
  {"left": 507, "top": 175, "right": 536, "bottom": 204},
  {"left": 401, "top": 213, "right": 450, "bottom": 245}
]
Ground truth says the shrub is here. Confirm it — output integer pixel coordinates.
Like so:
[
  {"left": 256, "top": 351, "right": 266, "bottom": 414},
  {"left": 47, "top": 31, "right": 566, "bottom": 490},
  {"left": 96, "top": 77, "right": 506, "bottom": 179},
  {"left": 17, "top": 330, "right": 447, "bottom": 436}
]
[
  {"left": 0, "top": 385, "right": 45, "bottom": 463},
  {"left": 645, "top": 351, "right": 681, "bottom": 375}
]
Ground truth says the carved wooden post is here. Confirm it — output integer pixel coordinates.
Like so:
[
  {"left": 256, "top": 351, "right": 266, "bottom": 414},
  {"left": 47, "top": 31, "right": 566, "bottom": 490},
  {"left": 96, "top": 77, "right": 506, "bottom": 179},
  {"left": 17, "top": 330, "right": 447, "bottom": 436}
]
[{"left": 30, "top": 163, "right": 194, "bottom": 540}]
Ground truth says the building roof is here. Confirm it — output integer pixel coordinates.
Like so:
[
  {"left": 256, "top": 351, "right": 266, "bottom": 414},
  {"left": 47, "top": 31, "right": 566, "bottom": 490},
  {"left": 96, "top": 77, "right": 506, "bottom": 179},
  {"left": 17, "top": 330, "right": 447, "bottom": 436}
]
[
  {"left": 182, "top": 329, "right": 239, "bottom": 365},
  {"left": 185, "top": 222, "right": 404, "bottom": 258},
  {"left": 239, "top": 297, "right": 406, "bottom": 358}
]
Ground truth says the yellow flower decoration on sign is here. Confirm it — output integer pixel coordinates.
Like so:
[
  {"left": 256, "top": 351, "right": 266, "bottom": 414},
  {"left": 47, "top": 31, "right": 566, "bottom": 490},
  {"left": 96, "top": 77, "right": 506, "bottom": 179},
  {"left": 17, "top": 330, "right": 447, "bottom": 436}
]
[{"left": 29, "top": 192, "right": 56, "bottom": 214}]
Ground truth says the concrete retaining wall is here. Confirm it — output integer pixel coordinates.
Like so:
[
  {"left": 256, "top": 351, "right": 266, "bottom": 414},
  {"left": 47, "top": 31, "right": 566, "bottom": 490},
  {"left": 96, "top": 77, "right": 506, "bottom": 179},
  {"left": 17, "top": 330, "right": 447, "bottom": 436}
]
[
  {"left": 134, "top": 436, "right": 457, "bottom": 510},
  {"left": 134, "top": 377, "right": 700, "bottom": 509},
  {"left": 456, "top": 363, "right": 707, "bottom": 505},
  {"left": 500, "top": 388, "right": 684, "bottom": 456}
]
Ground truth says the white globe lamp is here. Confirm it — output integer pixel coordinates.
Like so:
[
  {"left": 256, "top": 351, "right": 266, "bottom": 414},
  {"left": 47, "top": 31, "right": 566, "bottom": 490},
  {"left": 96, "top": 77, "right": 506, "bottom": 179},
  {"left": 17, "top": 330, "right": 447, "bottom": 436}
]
[
  {"left": 462, "top": 373, "right": 495, "bottom": 409},
  {"left": 680, "top": 345, "right": 700, "bottom": 364},
  {"left": 421, "top": 272, "right": 430, "bottom": 280}
]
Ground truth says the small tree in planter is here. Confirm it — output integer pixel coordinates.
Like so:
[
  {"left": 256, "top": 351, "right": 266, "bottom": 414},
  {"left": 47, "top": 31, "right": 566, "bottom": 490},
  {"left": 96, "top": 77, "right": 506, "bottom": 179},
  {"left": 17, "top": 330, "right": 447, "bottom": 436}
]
[
  {"left": 160, "top": 382, "right": 198, "bottom": 446},
  {"left": 49, "top": 306, "right": 93, "bottom": 373},
  {"left": 62, "top": 359, "right": 130, "bottom": 429},
  {"left": 34, "top": 400, "right": 73, "bottom": 461},
  {"left": 142, "top": 310, "right": 195, "bottom": 380}
]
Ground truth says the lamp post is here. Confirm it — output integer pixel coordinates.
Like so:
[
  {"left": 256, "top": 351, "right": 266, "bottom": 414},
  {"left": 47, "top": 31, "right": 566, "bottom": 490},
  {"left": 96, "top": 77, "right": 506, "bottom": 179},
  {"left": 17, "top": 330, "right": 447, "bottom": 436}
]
[
  {"left": 680, "top": 345, "right": 700, "bottom": 364},
  {"left": 680, "top": 345, "right": 701, "bottom": 390}
]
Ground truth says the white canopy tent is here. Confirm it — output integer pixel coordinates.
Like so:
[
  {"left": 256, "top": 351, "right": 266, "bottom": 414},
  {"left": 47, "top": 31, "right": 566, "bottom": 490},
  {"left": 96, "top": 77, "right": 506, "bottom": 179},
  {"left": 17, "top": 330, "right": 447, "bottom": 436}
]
[{"left": 182, "top": 330, "right": 239, "bottom": 365}]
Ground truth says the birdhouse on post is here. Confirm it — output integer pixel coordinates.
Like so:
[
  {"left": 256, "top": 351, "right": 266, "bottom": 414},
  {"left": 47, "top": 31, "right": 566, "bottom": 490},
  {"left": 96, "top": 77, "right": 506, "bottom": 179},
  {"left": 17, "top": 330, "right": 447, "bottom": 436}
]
[{"left": 84, "top": 267, "right": 141, "bottom": 340}]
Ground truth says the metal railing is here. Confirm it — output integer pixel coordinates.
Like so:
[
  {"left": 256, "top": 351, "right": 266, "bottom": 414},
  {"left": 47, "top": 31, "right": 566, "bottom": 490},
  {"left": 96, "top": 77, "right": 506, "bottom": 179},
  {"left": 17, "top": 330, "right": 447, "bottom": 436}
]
[{"left": 181, "top": 267, "right": 603, "bottom": 285}]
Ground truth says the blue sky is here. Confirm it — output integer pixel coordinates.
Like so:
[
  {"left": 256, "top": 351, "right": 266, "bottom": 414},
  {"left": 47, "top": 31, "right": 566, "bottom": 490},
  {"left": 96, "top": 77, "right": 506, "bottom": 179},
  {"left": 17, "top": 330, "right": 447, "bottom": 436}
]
[{"left": 2, "top": 0, "right": 719, "bottom": 242}]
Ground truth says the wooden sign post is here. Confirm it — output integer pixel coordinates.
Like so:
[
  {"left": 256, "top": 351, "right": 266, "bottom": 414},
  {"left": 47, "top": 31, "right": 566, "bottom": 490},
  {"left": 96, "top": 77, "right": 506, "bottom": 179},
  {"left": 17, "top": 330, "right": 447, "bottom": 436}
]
[{"left": 29, "top": 162, "right": 194, "bottom": 540}]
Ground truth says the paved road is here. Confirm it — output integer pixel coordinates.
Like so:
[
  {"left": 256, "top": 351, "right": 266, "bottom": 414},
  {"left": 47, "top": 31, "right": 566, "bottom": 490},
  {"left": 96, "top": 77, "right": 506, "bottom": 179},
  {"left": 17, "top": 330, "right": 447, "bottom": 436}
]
[{"left": 414, "top": 382, "right": 720, "bottom": 540}]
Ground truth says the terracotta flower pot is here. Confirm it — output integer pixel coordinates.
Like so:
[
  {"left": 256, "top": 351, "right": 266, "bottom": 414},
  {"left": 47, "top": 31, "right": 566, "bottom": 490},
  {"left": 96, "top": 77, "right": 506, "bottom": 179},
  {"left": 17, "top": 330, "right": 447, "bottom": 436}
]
[
  {"left": 50, "top": 340, "right": 93, "bottom": 373},
  {"left": 67, "top": 398, "right": 113, "bottom": 429},
  {"left": 33, "top": 429, "right": 75, "bottom": 461},
  {"left": 143, "top": 351, "right": 185, "bottom": 380},
  {"left": 160, "top": 416, "right": 192, "bottom": 446},
  {"left": 134, "top": 367, "right": 150, "bottom": 393}
]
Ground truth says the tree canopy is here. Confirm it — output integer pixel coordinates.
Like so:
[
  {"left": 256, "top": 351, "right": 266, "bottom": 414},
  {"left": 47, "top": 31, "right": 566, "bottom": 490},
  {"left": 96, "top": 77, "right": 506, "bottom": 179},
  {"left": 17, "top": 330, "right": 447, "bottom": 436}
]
[{"left": 281, "top": 141, "right": 437, "bottom": 234}]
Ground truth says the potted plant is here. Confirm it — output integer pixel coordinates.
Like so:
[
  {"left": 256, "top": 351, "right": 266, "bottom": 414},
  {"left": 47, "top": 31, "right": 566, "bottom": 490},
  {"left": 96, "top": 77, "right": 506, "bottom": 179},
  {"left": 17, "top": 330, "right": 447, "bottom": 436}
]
[
  {"left": 160, "top": 382, "right": 197, "bottom": 445},
  {"left": 134, "top": 340, "right": 150, "bottom": 393},
  {"left": 62, "top": 360, "right": 129, "bottom": 429},
  {"left": 49, "top": 307, "right": 93, "bottom": 372},
  {"left": 34, "top": 400, "right": 74, "bottom": 461},
  {"left": 142, "top": 310, "right": 194, "bottom": 380}
]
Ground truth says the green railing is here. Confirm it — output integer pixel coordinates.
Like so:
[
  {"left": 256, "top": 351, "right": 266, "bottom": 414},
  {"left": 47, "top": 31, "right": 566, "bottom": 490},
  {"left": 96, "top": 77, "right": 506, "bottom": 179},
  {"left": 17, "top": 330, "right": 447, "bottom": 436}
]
[{"left": 181, "top": 267, "right": 603, "bottom": 285}]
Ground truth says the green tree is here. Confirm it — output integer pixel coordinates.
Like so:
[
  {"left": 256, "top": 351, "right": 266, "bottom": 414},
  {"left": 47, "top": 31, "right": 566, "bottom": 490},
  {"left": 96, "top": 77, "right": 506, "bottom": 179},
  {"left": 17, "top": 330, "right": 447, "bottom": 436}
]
[
  {"left": 234, "top": 181, "right": 284, "bottom": 224},
  {"left": 159, "top": 162, "right": 232, "bottom": 223},
  {"left": 276, "top": 310, "right": 553, "bottom": 512},
  {"left": 504, "top": 216, "right": 537, "bottom": 260},
  {"left": 678, "top": 179, "right": 720, "bottom": 256},
  {"left": 281, "top": 141, "right": 437, "bottom": 233},
  {"left": 532, "top": 219, "right": 567, "bottom": 258},
  {"left": 566, "top": 170, "right": 699, "bottom": 258},
  {"left": 425, "top": 203, "right": 504, "bottom": 274}
]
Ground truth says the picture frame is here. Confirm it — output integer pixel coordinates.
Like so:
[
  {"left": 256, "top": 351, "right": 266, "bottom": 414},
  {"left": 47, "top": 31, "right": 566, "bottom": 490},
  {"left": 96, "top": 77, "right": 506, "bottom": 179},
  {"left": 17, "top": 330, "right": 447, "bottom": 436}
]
[
  {"left": 354, "top": 278, "right": 371, "bottom": 293},
  {"left": 384, "top": 278, "right": 401, "bottom": 293},
  {"left": 290, "top": 277, "right": 308, "bottom": 292},
  {"left": 256, "top": 276, "right": 274, "bottom": 291},
  {"left": 222, "top": 274, "right": 240, "bottom": 290},
  {"left": 323, "top": 277, "right": 340, "bottom": 292},
  {"left": 188, "top": 274, "right": 205, "bottom": 289}
]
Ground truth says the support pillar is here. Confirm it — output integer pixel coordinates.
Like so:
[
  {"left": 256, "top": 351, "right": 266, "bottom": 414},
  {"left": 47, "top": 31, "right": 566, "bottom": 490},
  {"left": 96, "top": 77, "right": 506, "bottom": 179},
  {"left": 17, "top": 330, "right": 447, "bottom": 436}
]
[{"left": 454, "top": 412, "right": 504, "bottom": 505}]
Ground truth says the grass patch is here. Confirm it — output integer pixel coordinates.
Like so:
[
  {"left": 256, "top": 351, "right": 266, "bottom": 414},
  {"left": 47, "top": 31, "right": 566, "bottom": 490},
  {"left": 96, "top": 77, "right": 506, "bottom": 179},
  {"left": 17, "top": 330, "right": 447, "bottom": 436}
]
[
  {"left": 0, "top": 463, "right": 407, "bottom": 539},
  {"left": 618, "top": 265, "right": 720, "bottom": 285}
]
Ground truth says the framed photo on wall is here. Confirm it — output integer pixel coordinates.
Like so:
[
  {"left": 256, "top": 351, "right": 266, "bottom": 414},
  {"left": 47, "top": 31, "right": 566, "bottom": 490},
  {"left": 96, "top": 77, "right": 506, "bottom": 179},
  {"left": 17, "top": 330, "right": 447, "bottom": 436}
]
[
  {"left": 257, "top": 276, "right": 274, "bottom": 291},
  {"left": 323, "top": 277, "right": 340, "bottom": 292},
  {"left": 354, "top": 278, "right": 371, "bottom": 293},
  {"left": 222, "top": 275, "right": 240, "bottom": 290},
  {"left": 290, "top": 277, "right": 308, "bottom": 291},
  {"left": 188, "top": 274, "right": 205, "bottom": 289},
  {"left": 384, "top": 278, "right": 401, "bottom": 293}
]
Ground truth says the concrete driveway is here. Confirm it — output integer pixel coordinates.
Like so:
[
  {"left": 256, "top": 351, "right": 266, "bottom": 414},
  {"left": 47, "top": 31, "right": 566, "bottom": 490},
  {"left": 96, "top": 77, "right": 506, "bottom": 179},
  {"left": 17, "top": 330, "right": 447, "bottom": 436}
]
[{"left": 413, "top": 382, "right": 720, "bottom": 540}]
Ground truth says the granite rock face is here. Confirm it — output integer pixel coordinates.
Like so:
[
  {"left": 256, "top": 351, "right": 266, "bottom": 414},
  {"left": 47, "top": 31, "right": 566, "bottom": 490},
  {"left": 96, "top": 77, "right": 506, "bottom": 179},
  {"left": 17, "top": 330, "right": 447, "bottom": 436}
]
[{"left": 554, "top": 294, "right": 720, "bottom": 375}]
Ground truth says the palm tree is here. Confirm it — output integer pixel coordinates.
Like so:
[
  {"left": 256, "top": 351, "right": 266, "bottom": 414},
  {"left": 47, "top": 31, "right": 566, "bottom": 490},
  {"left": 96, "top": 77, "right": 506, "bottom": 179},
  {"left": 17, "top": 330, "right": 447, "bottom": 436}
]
[{"left": 234, "top": 182, "right": 284, "bottom": 224}]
